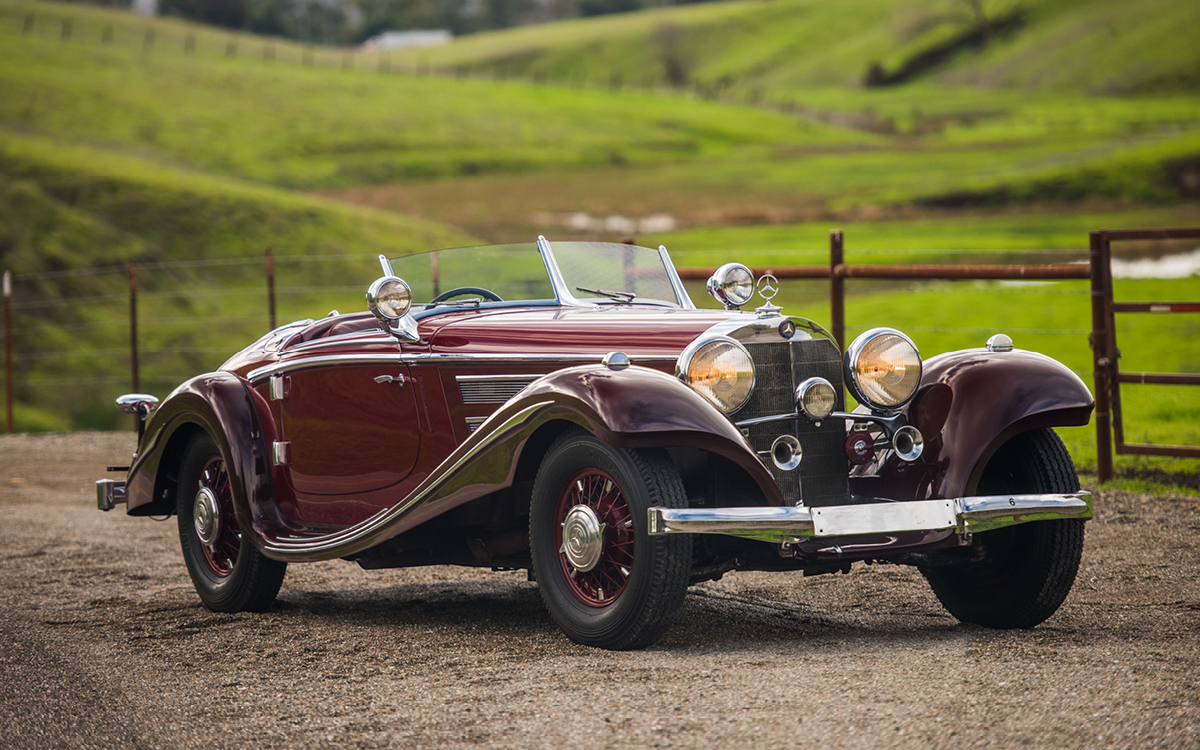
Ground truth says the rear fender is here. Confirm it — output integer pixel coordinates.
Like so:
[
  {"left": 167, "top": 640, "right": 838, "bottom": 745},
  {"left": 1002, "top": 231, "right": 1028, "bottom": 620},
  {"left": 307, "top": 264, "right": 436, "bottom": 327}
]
[{"left": 853, "top": 349, "right": 1094, "bottom": 500}]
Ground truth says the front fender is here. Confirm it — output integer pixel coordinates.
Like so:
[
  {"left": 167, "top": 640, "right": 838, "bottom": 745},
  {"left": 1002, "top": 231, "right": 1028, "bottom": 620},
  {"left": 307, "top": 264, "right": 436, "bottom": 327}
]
[
  {"left": 854, "top": 349, "right": 1094, "bottom": 500},
  {"left": 125, "top": 372, "right": 292, "bottom": 541},
  {"left": 519, "top": 364, "right": 782, "bottom": 503}
]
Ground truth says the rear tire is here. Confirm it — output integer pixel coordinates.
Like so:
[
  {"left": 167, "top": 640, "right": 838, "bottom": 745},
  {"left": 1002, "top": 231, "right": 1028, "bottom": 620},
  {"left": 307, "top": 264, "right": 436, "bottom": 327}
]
[
  {"left": 922, "top": 428, "right": 1085, "bottom": 629},
  {"left": 177, "top": 433, "right": 287, "bottom": 613},
  {"left": 530, "top": 430, "right": 691, "bottom": 650}
]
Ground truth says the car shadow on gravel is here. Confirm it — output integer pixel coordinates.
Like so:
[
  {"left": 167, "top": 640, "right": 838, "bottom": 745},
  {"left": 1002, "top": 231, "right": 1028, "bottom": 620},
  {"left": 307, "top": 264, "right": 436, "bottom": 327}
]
[{"left": 203, "top": 573, "right": 998, "bottom": 656}]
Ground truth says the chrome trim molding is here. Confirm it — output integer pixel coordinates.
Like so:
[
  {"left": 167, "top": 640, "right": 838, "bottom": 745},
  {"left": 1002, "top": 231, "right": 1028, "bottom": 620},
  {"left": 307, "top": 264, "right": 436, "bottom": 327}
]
[
  {"left": 457, "top": 374, "right": 539, "bottom": 403},
  {"left": 248, "top": 353, "right": 677, "bottom": 385},
  {"left": 464, "top": 416, "right": 488, "bottom": 433},
  {"left": 287, "top": 330, "right": 396, "bottom": 352},
  {"left": 658, "top": 245, "right": 697, "bottom": 310},
  {"left": 695, "top": 313, "right": 834, "bottom": 347},
  {"left": 648, "top": 492, "right": 1092, "bottom": 544},
  {"left": 537, "top": 236, "right": 587, "bottom": 308},
  {"left": 248, "top": 354, "right": 406, "bottom": 384},
  {"left": 272, "top": 441, "right": 291, "bottom": 467}
]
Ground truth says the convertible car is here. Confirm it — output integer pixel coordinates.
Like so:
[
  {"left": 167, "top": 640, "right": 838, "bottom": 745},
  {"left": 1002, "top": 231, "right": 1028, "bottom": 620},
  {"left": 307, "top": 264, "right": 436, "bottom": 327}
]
[{"left": 98, "top": 239, "right": 1094, "bottom": 649}]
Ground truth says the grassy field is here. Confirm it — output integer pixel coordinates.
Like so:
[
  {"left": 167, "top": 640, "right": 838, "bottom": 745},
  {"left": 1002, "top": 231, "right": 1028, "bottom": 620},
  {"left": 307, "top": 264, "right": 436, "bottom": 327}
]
[
  {"left": 0, "top": 0, "right": 1197, "bottom": 486},
  {"left": 385, "top": 0, "right": 1200, "bottom": 94}
]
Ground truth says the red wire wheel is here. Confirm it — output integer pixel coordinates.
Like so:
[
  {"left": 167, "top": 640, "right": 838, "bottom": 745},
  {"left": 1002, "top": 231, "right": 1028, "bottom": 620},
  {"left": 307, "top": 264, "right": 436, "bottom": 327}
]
[
  {"left": 177, "top": 433, "right": 287, "bottom": 613},
  {"left": 194, "top": 455, "right": 241, "bottom": 577},
  {"left": 554, "top": 468, "right": 636, "bottom": 607}
]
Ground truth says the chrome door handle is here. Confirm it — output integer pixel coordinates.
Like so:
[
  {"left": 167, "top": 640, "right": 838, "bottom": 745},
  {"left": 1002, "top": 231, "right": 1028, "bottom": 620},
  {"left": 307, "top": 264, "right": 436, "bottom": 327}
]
[{"left": 373, "top": 374, "right": 407, "bottom": 386}]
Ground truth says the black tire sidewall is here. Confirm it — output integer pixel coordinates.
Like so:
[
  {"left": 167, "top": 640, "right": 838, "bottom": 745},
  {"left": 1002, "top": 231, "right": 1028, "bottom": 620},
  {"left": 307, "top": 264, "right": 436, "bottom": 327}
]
[
  {"left": 923, "top": 428, "right": 1085, "bottom": 629},
  {"left": 176, "top": 432, "right": 278, "bottom": 613},
  {"left": 529, "top": 432, "right": 682, "bottom": 648}
]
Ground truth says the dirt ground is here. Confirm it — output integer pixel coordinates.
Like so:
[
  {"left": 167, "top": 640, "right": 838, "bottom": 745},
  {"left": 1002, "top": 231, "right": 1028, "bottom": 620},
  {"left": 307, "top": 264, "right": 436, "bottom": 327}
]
[{"left": 1, "top": 432, "right": 1197, "bottom": 750}]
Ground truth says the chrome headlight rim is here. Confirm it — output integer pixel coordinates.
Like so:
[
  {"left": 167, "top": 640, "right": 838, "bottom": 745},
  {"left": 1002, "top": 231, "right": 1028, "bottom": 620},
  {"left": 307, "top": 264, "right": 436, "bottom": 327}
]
[
  {"left": 844, "top": 327, "right": 922, "bottom": 412},
  {"left": 366, "top": 275, "right": 412, "bottom": 320},
  {"left": 795, "top": 376, "right": 837, "bottom": 420},
  {"left": 706, "top": 263, "right": 755, "bottom": 309},
  {"left": 676, "top": 335, "right": 756, "bottom": 415}
]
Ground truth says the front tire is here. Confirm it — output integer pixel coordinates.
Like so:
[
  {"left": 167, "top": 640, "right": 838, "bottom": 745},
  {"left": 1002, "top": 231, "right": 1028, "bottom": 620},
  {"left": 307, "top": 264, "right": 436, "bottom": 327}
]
[
  {"left": 922, "top": 428, "right": 1085, "bottom": 629},
  {"left": 530, "top": 431, "right": 692, "bottom": 650},
  {"left": 177, "top": 433, "right": 287, "bottom": 613}
]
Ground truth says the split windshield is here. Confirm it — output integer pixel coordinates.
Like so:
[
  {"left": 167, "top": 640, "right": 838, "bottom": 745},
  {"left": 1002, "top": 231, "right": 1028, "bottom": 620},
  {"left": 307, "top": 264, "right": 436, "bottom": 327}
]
[{"left": 388, "top": 241, "right": 686, "bottom": 309}]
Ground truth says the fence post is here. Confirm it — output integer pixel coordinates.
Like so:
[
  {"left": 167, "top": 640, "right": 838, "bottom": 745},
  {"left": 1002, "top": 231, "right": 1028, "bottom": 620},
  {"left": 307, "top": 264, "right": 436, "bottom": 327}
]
[
  {"left": 266, "top": 247, "right": 277, "bottom": 330},
  {"left": 130, "top": 261, "right": 139, "bottom": 393},
  {"left": 829, "top": 230, "right": 845, "bottom": 352},
  {"left": 1089, "top": 231, "right": 1113, "bottom": 481},
  {"left": 4, "top": 270, "right": 12, "bottom": 434}
]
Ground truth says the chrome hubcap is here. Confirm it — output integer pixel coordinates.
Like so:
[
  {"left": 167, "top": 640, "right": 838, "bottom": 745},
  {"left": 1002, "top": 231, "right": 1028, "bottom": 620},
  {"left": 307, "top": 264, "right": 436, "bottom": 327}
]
[
  {"left": 560, "top": 504, "right": 606, "bottom": 573},
  {"left": 194, "top": 486, "right": 221, "bottom": 547}
]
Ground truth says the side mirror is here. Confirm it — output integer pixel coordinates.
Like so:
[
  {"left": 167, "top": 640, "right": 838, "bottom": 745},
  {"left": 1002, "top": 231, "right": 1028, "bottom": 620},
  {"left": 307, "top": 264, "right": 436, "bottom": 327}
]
[{"left": 366, "top": 276, "right": 419, "bottom": 343}]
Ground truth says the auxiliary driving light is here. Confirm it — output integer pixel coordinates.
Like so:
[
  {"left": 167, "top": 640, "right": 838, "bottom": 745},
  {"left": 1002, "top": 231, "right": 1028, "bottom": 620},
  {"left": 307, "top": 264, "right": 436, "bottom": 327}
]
[
  {"left": 796, "top": 377, "right": 836, "bottom": 420},
  {"left": 706, "top": 263, "right": 755, "bottom": 309}
]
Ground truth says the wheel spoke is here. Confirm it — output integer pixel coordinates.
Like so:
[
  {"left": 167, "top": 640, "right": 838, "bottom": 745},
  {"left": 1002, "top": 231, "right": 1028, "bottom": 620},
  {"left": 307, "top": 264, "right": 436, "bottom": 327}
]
[
  {"left": 197, "top": 455, "right": 240, "bottom": 578},
  {"left": 556, "top": 467, "right": 635, "bottom": 607}
]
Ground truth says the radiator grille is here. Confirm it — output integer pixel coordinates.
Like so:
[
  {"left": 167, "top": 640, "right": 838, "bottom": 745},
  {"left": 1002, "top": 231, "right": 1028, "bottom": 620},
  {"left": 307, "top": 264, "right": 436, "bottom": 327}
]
[{"left": 738, "top": 338, "right": 851, "bottom": 507}]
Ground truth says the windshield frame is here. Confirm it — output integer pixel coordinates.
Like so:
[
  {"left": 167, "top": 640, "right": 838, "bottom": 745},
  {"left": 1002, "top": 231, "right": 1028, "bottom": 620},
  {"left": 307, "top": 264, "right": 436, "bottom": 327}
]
[{"left": 387, "top": 238, "right": 697, "bottom": 314}]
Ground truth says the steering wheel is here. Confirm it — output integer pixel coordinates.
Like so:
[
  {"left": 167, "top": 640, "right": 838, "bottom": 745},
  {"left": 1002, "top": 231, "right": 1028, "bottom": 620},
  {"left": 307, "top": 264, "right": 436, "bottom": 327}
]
[{"left": 429, "top": 287, "right": 503, "bottom": 304}]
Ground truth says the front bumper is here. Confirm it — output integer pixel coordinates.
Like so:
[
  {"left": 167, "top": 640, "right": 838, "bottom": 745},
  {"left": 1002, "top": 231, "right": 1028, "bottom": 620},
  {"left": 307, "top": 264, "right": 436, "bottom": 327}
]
[{"left": 647, "top": 492, "right": 1092, "bottom": 544}]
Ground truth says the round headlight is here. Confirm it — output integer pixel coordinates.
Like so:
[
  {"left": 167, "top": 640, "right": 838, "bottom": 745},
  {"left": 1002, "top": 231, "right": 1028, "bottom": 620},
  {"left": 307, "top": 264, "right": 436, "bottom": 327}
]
[
  {"left": 366, "top": 276, "right": 412, "bottom": 320},
  {"left": 677, "top": 337, "right": 755, "bottom": 414},
  {"left": 844, "top": 328, "right": 921, "bottom": 411},
  {"left": 796, "top": 377, "right": 836, "bottom": 420},
  {"left": 706, "top": 263, "right": 755, "bottom": 309}
]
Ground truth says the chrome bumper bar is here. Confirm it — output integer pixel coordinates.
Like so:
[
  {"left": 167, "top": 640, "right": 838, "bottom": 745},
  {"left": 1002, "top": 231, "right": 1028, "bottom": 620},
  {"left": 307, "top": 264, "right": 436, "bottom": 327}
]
[
  {"left": 96, "top": 479, "right": 127, "bottom": 511},
  {"left": 647, "top": 492, "right": 1092, "bottom": 544}
]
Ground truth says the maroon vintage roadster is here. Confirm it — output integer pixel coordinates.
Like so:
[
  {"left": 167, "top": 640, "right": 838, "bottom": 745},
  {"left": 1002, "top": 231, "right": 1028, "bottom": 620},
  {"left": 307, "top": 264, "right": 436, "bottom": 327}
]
[{"left": 98, "top": 239, "right": 1094, "bottom": 649}]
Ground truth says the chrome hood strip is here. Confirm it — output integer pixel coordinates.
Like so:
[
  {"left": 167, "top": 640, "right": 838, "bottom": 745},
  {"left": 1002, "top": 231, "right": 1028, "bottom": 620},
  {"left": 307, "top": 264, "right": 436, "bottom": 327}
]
[
  {"left": 246, "top": 353, "right": 677, "bottom": 385},
  {"left": 261, "top": 399, "right": 555, "bottom": 559},
  {"left": 648, "top": 492, "right": 1092, "bottom": 544}
]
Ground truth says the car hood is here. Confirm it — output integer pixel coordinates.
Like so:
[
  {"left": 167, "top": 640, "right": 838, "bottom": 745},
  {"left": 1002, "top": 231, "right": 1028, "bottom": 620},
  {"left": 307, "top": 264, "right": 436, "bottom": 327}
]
[{"left": 427, "top": 306, "right": 743, "bottom": 358}]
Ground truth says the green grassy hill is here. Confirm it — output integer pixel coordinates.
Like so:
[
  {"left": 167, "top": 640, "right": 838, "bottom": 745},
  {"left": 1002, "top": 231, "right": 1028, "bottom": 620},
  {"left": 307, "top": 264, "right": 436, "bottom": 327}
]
[
  {"left": 0, "top": 131, "right": 473, "bottom": 431},
  {"left": 389, "top": 0, "right": 1200, "bottom": 94}
]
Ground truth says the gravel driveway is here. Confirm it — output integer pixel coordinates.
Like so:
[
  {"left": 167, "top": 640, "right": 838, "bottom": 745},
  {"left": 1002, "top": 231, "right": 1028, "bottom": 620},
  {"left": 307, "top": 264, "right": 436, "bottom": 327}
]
[{"left": 1, "top": 432, "right": 1197, "bottom": 749}]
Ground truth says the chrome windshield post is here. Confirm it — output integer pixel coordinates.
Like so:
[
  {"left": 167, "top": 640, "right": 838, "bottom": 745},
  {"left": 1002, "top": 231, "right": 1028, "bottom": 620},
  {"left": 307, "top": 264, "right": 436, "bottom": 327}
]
[
  {"left": 536, "top": 236, "right": 586, "bottom": 307},
  {"left": 378, "top": 254, "right": 395, "bottom": 277},
  {"left": 659, "top": 244, "right": 697, "bottom": 309}
]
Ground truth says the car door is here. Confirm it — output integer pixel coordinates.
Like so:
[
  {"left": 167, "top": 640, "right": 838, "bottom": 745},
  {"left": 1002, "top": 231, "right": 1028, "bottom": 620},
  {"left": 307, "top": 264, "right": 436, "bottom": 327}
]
[{"left": 278, "top": 362, "right": 420, "bottom": 519}]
